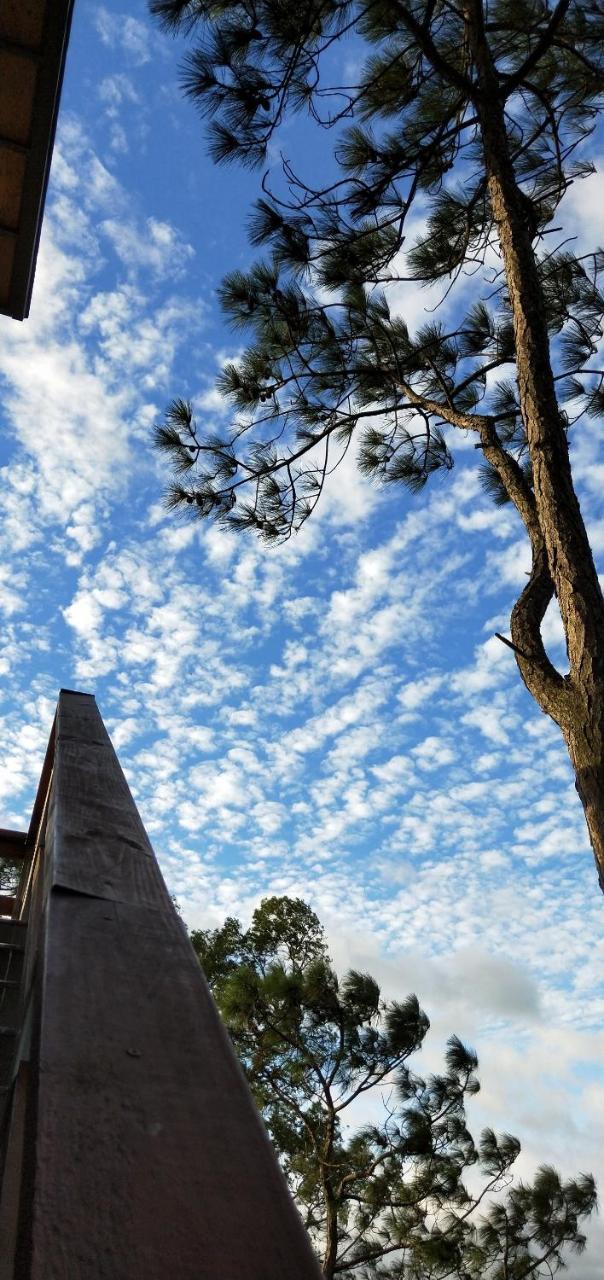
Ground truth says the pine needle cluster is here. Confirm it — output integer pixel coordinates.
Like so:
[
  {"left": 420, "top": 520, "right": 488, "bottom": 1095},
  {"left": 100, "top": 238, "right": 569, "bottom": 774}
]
[{"left": 192, "top": 896, "right": 597, "bottom": 1279}]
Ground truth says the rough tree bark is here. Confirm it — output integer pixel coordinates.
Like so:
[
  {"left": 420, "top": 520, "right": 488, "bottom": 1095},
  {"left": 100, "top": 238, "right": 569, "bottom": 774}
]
[
  {"left": 155, "top": 0, "right": 604, "bottom": 893},
  {"left": 321, "top": 1100, "right": 339, "bottom": 1280},
  {"left": 465, "top": 0, "right": 604, "bottom": 890}
]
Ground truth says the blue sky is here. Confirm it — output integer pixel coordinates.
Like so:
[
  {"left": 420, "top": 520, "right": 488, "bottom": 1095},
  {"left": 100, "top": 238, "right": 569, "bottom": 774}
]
[{"left": 1, "top": 2, "right": 603, "bottom": 1268}]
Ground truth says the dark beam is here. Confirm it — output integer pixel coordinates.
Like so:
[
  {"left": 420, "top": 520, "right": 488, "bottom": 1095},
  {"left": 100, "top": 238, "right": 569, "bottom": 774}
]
[
  {"left": 14, "top": 691, "right": 323, "bottom": 1280},
  {"left": 0, "top": 38, "right": 42, "bottom": 63},
  {"left": 0, "top": 834, "right": 28, "bottom": 861},
  {"left": 0, "top": 0, "right": 75, "bottom": 319},
  {"left": 0, "top": 139, "right": 30, "bottom": 155}
]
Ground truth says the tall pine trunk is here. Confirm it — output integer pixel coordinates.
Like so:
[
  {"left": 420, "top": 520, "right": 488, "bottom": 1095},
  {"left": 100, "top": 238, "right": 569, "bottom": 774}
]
[
  {"left": 468, "top": 1, "right": 604, "bottom": 890},
  {"left": 321, "top": 1107, "right": 339, "bottom": 1279}
]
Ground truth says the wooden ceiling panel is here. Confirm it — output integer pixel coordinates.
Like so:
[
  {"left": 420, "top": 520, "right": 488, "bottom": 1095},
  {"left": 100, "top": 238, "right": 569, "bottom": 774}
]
[
  {"left": 0, "top": 0, "right": 74, "bottom": 320},
  {"left": 0, "top": 147, "right": 26, "bottom": 229},
  {"left": 0, "top": 237, "right": 16, "bottom": 306},
  {"left": 0, "top": 52, "right": 37, "bottom": 146},
  {"left": 0, "top": 0, "right": 46, "bottom": 47}
]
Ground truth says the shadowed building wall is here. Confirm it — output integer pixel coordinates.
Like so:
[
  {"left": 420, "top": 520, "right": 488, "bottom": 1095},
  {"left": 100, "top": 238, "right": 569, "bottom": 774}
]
[{"left": 0, "top": 690, "right": 322, "bottom": 1280}]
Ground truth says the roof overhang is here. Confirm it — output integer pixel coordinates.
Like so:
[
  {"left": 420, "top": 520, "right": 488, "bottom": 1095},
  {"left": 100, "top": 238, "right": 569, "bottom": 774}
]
[{"left": 0, "top": 0, "right": 75, "bottom": 321}]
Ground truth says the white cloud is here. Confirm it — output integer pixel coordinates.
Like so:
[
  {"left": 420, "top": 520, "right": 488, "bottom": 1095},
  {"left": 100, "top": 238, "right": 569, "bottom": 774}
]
[
  {"left": 462, "top": 702, "right": 514, "bottom": 744},
  {"left": 452, "top": 634, "right": 512, "bottom": 696},
  {"left": 94, "top": 7, "right": 152, "bottom": 65},
  {"left": 100, "top": 216, "right": 195, "bottom": 280},
  {"left": 559, "top": 161, "right": 604, "bottom": 250},
  {"left": 0, "top": 124, "right": 201, "bottom": 568},
  {"left": 485, "top": 538, "right": 532, "bottom": 589},
  {"left": 0, "top": 564, "right": 28, "bottom": 616},
  {"left": 98, "top": 72, "right": 140, "bottom": 114},
  {"left": 0, "top": 25, "right": 601, "bottom": 1271},
  {"left": 398, "top": 673, "right": 445, "bottom": 710},
  {"left": 411, "top": 735, "right": 455, "bottom": 769}
]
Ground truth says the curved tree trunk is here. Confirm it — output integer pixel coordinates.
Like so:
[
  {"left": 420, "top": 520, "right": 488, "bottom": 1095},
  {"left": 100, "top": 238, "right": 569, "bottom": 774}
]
[
  {"left": 467, "top": 0, "right": 604, "bottom": 890},
  {"left": 565, "top": 725, "right": 604, "bottom": 892},
  {"left": 320, "top": 1108, "right": 339, "bottom": 1279},
  {"left": 321, "top": 1190, "right": 338, "bottom": 1280}
]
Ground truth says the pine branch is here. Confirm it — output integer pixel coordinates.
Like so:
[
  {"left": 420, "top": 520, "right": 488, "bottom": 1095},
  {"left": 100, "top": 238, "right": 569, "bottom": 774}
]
[
  {"left": 397, "top": 381, "right": 486, "bottom": 433},
  {"left": 502, "top": 0, "right": 573, "bottom": 97},
  {"left": 393, "top": 2, "right": 476, "bottom": 97}
]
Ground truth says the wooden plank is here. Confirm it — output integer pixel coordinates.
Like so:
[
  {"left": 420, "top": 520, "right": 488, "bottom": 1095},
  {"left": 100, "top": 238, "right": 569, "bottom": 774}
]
[
  {"left": 18, "top": 692, "right": 323, "bottom": 1280},
  {"left": 0, "top": 1, "right": 46, "bottom": 49},
  {"left": 25, "top": 706, "right": 55, "bottom": 852},
  {"left": 0, "top": 146, "right": 26, "bottom": 231},
  {"left": 0, "top": 834, "right": 28, "bottom": 862},
  {"left": 0, "top": 1063, "right": 29, "bottom": 1280},
  {"left": 50, "top": 693, "right": 172, "bottom": 911},
  {"left": 2, "top": 0, "right": 75, "bottom": 319},
  {"left": 0, "top": 51, "right": 37, "bottom": 147},
  {"left": 0, "top": 236, "right": 15, "bottom": 311}
]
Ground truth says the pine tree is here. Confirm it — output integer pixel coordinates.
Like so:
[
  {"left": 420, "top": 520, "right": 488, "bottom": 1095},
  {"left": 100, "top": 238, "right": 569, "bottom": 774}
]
[
  {"left": 192, "top": 896, "right": 597, "bottom": 1279},
  {"left": 151, "top": 2, "right": 604, "bottom": 892},
  {"left": 0, "top": 857, "right": 22, "bottom": 895}
]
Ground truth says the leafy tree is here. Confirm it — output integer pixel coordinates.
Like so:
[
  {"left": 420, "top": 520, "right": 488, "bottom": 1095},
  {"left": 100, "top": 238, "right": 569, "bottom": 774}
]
[
  {"left": 151, "top": 0, "right": 604, "bottom": 893},
  {"left": 192, "top": 896, "right": 597, "bottom": 1278},
  {"left": 0, "top": 857, "right": 22, "bottom": 896}
]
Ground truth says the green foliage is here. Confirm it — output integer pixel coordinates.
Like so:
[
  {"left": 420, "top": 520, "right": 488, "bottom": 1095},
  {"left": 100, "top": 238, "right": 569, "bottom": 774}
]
[
  {"left": 248, "top": 894, "right": 328, "bottom": 969},
  {"left": 191, "top": 895, "right": 596, "bottom": 1279},
  {"left": 190, "top": 914, "right": 246, "bottom": 985},
  {"left": 0, "top": 857, "right": 22, "bottom": 895},
  {"left": 152, "top": 0, "right": 604, "bottom": 542}
]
